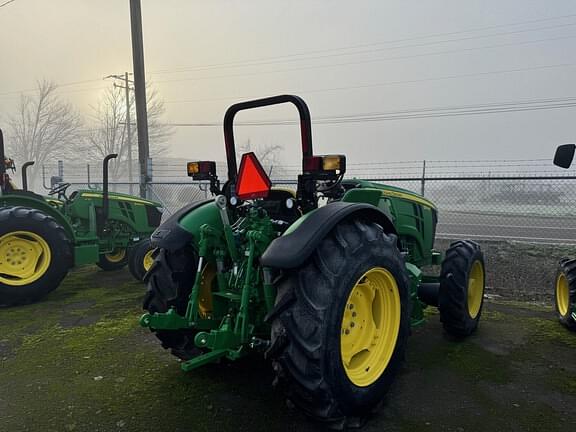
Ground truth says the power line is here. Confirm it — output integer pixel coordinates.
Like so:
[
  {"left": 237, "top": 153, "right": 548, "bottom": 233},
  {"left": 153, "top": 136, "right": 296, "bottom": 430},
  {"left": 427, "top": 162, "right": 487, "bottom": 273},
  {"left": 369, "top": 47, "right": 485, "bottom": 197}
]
[
  {"left": 2, "top": 19, "right": 575, "bottom": 98},
  {"left": 0, "top": 79, "right": 104, "bottom": 97},
  {"left": 154, "top": 34, "right": 576, "bottom": 85},
  {"left": 0, "top": 0, "right": 17, "bottom": 8},
  {"left": 166, "top": 96, "right": 576, "bottom": 127},
  {"left": 151, "top": 13, "right": 576, "bottom": 74},
  {"left": 164, "top": 62, "right": 576, "bottom": 105},
  {"left": 156, "top": 21, "right": 576, "bottom": 74}
]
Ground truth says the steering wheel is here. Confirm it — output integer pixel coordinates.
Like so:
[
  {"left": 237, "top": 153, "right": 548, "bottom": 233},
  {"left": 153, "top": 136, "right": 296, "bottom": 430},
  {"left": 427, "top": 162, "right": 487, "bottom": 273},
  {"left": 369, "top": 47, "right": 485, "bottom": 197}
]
[{"left": 49, "top": 182, "right": 71, "bottom": 198}]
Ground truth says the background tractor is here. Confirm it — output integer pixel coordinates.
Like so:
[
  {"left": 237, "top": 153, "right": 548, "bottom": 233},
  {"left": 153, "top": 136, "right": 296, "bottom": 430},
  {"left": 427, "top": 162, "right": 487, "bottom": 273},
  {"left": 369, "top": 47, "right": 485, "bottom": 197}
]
[
  {"left": 141, "top": 95, "right": 486, "bottom": 427},
  {"left": 0, "top": 129, "right": 162, "bottom": 306},
  {"left": 552, "top": 144, "right": 576, "bottom": 331}
]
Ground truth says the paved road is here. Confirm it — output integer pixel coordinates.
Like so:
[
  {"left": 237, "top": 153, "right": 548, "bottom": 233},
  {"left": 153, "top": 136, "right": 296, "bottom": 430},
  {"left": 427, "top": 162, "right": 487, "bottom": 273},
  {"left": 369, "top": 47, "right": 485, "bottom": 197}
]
[{"left": 438, "top": 210, "right": 576, "bottom": 244}]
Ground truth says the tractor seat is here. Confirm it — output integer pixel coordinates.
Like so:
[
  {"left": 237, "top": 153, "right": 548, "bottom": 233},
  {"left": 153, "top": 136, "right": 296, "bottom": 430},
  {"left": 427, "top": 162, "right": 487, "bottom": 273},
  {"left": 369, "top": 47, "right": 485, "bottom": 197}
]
[
  {"left": 6, "top": 180, "right": 18, "bottom": 192},
  {"left": 259, "top": 188, "right": 301, "bottom": 225}
]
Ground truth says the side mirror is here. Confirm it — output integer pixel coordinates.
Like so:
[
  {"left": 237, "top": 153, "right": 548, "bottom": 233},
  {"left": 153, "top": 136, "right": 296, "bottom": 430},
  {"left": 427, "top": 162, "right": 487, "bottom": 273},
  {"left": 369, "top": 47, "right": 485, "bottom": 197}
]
[{"left": 554, "top": 144, "right": 576, "bottom": 169}]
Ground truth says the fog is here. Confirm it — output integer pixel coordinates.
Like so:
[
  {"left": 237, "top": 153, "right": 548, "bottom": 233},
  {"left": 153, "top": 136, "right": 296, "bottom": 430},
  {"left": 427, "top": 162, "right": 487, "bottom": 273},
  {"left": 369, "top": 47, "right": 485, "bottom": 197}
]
[{"left": 1, "top": 0, "right": 575, "bottom": 166}]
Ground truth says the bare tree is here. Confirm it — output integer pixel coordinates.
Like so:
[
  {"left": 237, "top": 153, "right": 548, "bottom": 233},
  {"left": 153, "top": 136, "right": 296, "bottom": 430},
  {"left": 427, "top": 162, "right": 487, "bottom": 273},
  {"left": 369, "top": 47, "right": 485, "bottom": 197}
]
[
  {"left": 239, "top": 139, "right": 284, "bottom": 178},
  {"left": 7, "top": 80, "right": 83, "bottom": 187},
  {"left": 84, "top": 84, "right": 173, "bottom": 179}
]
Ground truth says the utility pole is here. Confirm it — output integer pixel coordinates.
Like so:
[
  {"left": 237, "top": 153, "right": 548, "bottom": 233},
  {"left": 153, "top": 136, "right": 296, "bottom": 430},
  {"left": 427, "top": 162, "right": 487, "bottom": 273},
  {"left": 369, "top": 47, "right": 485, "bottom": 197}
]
[
  {"left": 104, "top": 73, "right": 135, "bottom": 194},
  {"left": 124, "top": 71, "right": 133, "bottom": 195},
  {"left": 129, "top": 0, "right": 150, "bottom": 199}
]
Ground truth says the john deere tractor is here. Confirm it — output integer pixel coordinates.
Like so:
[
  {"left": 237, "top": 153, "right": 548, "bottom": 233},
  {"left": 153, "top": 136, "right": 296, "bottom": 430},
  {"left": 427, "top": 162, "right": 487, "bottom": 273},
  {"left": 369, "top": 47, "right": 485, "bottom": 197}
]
[
  {"left": 0, "top": 129, "right": 162, "bottom": 306},
  {"left": 552, "top": 143, "right": 576, "bottom": 331},
  {"left": 141, "top": 95, "right": 486, "bottom": 426}
]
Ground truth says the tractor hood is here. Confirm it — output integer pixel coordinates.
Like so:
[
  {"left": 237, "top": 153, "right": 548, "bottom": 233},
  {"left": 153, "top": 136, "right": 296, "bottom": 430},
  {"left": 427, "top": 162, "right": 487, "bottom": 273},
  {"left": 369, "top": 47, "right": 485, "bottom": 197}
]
[{"left": 75, "top": 190, "right": 162, "bottom": 208}]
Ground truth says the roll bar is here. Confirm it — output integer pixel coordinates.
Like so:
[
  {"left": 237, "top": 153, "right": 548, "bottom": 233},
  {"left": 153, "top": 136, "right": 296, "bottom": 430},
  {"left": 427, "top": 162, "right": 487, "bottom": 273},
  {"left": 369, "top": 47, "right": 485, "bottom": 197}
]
[{"left": 223, "top": 95, "right": 313, "bottom": 183}]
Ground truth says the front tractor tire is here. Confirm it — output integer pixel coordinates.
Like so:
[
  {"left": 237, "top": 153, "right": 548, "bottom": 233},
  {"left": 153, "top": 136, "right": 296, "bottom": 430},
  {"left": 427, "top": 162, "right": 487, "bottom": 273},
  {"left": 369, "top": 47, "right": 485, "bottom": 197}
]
[
  {"left": 555, "top": 259, "right": 576, "bottom": 331},
  {"left": 438, "top": 240, "right": 485, "bottom": 337},
  {"left": 96, "top": 248, "right": 128, "bottom": 271},
  {"left": 128, "top": 238, "right": 155, "bottom": 282},
  {"left": 267, "top": 220, "right": 410, "bottom": 426},
  {"left": 0, "top": 206, "right": 72, "bottom": 306},
  {"left": 143, "top": 247, "right": 202, "bottom": 360}
]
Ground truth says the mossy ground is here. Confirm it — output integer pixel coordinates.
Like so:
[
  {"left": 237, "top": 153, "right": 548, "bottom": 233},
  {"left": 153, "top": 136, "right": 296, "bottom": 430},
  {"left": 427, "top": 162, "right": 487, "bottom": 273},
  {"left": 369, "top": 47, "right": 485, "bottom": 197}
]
[{"left": 1, "top": 267, "right": 575, "bottom": 432}]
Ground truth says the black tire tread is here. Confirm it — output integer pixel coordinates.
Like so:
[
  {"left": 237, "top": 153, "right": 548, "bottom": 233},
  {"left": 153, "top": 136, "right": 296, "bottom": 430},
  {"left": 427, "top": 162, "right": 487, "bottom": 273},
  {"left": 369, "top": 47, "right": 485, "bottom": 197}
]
[
  {"left": 96, "top": 250, "right": 128, "bottom": 271},
  {"left": 438, "top": 240, "right": 484, "bottom": 337},
  {"left": 0, "top": 206, "right": 72, "bottom": 306},
  {"left": 143, "top": 247, "right": 202, "bottom": 359},
  {"left": 128, "top": 238, "right": 153, "bottom": 282},
  {"left": 266, "top": 219, "right": 410, "bottom": 426}
]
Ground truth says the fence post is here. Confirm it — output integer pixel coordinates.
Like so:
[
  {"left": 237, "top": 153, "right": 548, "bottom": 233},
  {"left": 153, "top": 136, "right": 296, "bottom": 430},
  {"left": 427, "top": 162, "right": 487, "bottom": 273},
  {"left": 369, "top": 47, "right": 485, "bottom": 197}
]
[
  {"left": 420, "top": 160, "right": 426, "bottom": 196},
  {"left": 146, "top": 157, "right": 153, "bottom": 199},
  {"left": 86, "top": 163, "right": 91, "bottom": 188},
  {"left": 58, "top": 160, "right": 64, "bottom": 182}
]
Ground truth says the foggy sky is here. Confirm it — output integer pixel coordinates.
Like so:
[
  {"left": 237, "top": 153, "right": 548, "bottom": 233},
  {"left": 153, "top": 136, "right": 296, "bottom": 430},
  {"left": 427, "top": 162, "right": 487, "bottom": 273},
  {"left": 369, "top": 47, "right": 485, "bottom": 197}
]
[{"left": 0, "top": 0, "right": 575, "bottom": 166}]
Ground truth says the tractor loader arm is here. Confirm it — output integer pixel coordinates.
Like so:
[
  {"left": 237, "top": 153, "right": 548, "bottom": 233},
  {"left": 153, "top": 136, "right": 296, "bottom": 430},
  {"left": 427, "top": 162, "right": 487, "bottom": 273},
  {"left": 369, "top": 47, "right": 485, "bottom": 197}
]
[{"left": 260, "top": 201, "right": 397, "bottom": 269}]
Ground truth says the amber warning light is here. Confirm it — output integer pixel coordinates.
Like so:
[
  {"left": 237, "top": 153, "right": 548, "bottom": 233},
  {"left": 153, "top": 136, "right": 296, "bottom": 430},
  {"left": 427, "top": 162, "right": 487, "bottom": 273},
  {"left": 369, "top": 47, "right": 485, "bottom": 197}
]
[
  {"left": 235, "top": 152, "right": 272, "bottom": 200},
  {"left": 187, "top": 161, "right": 217, "bottom": 180},
  {"left": 303, "top": 155, "right": 346, "bottom": 174}
]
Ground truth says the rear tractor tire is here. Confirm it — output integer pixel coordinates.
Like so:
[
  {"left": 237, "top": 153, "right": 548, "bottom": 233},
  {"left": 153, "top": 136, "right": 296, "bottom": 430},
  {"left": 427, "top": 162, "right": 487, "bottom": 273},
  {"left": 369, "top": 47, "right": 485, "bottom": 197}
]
[
  {"left": 438, "top": 240, "right": 485, "bottom": 337},
  {"left": 128, "top": 238, "right": 156, "bottom": 281},
  {"left": 97, "top": 248, "right": 128, "bottom": 271},
  {"left": 267, "top": 220, "right": 411, "bottom": 426},
  {"left": 143, "top": 247, "right": 203, "bottom": 360},
  {"left": 0, "top": 206, "right": 72, "bottom": 306},
  {"left": 555, "top": 259, "right": 576, "bottom": 331}
]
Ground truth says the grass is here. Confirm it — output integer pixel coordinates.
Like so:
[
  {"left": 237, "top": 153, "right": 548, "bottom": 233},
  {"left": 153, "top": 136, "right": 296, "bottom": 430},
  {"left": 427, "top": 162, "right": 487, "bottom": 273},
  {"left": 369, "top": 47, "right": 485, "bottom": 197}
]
[{"left": 1, "top": 267, "right": 575, "bottom": 432}]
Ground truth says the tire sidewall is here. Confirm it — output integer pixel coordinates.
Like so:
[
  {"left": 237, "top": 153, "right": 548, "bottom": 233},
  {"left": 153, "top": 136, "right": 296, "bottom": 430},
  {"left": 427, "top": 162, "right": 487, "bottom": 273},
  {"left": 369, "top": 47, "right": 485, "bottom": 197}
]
[
  {"left": 439, "top": 241, "right": 485, "bottom": 335},
  {"left": 128, "top": 238, "right": 153, "bottom": 281},
  {"left": 324, "top": 250, "right": 410, "bottom": 415},
  {"left": 556, "top": 261, "right": 576, "bottom": 329},
  {"left": 467, "top": 253, "right": 486, "bottom": 322},
  {"left": 0, "top": 207, "right": 71, "bottom": 305},
  {"left": 97, "top": 249, "right": 128, "bottom": 271}
]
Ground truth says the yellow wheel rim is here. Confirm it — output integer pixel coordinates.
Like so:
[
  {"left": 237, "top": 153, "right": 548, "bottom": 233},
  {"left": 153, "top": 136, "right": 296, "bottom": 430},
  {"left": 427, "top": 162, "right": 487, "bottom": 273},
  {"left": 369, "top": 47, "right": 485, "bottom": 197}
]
[
  {"left": 143, "top": 249, "right": 155, "bottom": 271},
  {"left": 0, "top": 231, "right": 52, "bottom": 286},
  {"left": 556, "top": 272, "right": 570, "bottom": 316},
  {"left": 340, "top": 267, "right": 401, "bottom": 387},
  {"left": 105, "top": 249, "right": 126, "bottom": 263},
  {"left": 467, "top": 260, "right": 484, "bottom": 319}
]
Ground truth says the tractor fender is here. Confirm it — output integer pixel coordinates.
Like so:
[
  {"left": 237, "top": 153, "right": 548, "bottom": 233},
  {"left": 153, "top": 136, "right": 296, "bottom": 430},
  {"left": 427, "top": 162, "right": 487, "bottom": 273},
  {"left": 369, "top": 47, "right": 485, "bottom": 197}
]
[
  {"left": 0, "top": 193, "right": 76, "bottom": 241},
  {"left": 260, "top": 201, "right": 397, "bottom": 270},
  {"left": 150, "top": 199, "right": 211, "bottom": 251}
]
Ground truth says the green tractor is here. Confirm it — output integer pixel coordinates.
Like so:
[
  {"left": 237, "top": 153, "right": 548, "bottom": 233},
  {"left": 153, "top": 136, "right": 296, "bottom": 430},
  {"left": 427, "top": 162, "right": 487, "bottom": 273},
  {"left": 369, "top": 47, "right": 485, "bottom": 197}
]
[
  {"left": 0, "top": 129, "right": 162, "bottom": 306},
  {"left": 552, "top": 144, "right": 576, "bottom": 331},
  {"left": 141, "top": 95, "right": 486, "bottom": 426}
]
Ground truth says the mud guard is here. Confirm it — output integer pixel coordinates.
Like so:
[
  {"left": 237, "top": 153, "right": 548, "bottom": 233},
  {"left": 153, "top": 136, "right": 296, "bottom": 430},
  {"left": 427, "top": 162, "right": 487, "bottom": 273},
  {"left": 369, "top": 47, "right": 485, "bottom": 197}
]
[
  {"left": 260, "top": 201, "right": 397, "bottom": 270},
  {"left": 150, "top": 200, "right": 211, "bottom": 251}
]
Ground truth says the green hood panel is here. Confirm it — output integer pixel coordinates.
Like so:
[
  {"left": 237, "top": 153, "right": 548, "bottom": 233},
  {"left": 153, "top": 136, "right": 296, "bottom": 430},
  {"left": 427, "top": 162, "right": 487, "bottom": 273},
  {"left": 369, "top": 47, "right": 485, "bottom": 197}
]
[{"left": 76, "top": 190, "right": 162, "bottom": 208}]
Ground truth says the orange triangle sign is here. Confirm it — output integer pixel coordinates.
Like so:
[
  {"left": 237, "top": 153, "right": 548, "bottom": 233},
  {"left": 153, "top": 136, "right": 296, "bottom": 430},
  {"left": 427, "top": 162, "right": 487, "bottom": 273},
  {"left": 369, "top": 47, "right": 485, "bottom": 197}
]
[{"left": 236, "top": 152, "right": 271, "bottom": 200}]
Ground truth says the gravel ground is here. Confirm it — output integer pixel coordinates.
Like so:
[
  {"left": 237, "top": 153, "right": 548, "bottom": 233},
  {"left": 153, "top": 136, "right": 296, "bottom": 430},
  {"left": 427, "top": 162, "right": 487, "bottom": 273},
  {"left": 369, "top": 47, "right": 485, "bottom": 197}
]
[{"left": 435, "top": 239, "right": 574, "bottom": 302}]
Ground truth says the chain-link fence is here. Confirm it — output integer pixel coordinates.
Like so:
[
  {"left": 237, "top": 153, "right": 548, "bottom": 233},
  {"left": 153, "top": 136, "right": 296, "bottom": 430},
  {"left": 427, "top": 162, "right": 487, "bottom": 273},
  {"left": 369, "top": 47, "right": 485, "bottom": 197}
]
[{"left": 32, "top": 158, "right": 576, "bottom": 244}]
